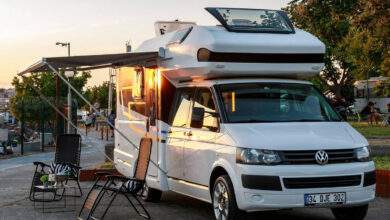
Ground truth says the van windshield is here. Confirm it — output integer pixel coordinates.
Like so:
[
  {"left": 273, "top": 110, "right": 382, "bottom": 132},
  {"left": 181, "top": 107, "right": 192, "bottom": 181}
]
[{"left": 217, "top": 83, "right": 341, "bottom": 123}]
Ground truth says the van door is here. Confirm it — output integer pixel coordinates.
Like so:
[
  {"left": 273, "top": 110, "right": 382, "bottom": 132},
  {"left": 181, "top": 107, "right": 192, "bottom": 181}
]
[
  {"left": 166, "top": 88, "right": 194, "bottom": 180},
  {"left": 184, "top": 87, "right": 219, "bottom": 186}
]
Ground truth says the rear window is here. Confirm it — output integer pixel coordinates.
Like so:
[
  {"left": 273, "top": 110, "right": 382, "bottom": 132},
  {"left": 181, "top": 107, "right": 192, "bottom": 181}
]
[{"left": 168, "top": 27, "right": 193, "bottom": 45}]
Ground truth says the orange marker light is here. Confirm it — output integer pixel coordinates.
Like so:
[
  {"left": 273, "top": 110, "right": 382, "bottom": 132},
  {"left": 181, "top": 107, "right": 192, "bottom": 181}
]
[{"left": 231, "top": 92, "right": 236, "bottom": 112}]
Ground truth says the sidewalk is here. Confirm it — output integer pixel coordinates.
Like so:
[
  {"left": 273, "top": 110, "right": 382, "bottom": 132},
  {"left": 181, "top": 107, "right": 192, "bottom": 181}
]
[{"left": 0, "top": 131, "right": 390, "bottom": 220}]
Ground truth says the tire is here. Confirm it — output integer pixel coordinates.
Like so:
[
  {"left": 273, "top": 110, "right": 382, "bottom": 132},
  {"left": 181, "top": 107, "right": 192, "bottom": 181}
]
[
  {"left": 331, "top": 204, "right": 369, "bottom": 220},
  {"left": 140, "top": 183, "right": 162, "bottom": 202},
  {"left": 212, "top": 175, "right": 243, "bottom": 220}
]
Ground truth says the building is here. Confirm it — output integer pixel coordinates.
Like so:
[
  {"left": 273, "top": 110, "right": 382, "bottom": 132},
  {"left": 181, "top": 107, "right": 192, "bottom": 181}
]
[
  {"left": 354, "top": 76, "right": 390, "bottom": 113},
  {"left": 0, "top": 88, "right": 15, "bottom": 111}
]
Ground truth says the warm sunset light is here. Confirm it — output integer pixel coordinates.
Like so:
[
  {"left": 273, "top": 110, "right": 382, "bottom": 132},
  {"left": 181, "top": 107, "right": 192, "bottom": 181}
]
[
  {"left": 0, "top": 0, "right": 283, "bottom": 88},
  {"left": 1, "top": 1, "right": 388, "bottom": 220}
]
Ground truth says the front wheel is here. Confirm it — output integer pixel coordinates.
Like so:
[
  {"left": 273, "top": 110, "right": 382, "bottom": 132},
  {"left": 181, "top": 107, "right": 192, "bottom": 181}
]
[
  {"left": 212, "top": 175, "right": 242, "bottom": 220},
  {"left": 331, "top": 204, "right": 369, "bottom": 220},
  {"left": 140, "top": 183, "right": 162, "bottom": 202}
]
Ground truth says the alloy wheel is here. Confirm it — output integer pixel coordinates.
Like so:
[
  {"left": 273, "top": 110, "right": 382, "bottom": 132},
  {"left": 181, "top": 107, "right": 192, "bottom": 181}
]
[{"left": 213, "top": 180, "right": 229, "bottom": 220}]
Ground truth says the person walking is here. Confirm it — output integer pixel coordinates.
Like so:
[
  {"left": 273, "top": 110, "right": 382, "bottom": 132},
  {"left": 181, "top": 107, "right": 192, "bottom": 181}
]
[{"left": 108, "top": 110, "right": 116, "bottom": 137}]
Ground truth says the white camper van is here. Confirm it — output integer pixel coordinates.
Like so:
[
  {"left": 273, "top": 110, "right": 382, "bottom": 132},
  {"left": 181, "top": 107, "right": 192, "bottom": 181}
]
[{"left": 114, "top": 8, "right": 375, "bottom": 220}]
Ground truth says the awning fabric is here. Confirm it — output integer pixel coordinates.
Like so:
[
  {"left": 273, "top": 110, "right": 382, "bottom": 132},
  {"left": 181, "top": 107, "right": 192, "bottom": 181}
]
[{"left": 19, "top": 52, "right": 159, "bottom": 75}]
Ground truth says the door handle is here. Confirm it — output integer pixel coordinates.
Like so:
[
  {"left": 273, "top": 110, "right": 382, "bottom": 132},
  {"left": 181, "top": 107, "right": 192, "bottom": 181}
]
[{"left": 184, "top": 131, "right": 192, "bottom": 136}]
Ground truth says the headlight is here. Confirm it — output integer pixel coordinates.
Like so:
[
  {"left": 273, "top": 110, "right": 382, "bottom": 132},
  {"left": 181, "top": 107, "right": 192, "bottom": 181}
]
[
  {"left": 236, "top": 148, "right": 282, "bottom": 165},
  {"left": 355, "top": 146, "right": 371, "bottom": 162}
]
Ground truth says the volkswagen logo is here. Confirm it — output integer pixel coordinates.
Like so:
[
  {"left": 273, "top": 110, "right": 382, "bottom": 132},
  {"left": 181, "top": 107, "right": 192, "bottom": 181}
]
[{"left": 315, "top": 150, "right": 328, "bottom": 165}]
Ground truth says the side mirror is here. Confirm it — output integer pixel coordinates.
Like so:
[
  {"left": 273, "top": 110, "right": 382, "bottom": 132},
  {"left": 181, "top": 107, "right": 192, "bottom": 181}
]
[
  {"left": 146, "top": 105, "right": 156, "bottom": 132},
  {"left": 190, "top": 107, "right": 205, "bottom": 129}
]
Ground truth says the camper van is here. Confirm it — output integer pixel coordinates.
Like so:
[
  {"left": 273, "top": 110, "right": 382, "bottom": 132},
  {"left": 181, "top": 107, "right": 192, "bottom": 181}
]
[{"left": 114, "top": 8, "right": 375, "bottom": 220}]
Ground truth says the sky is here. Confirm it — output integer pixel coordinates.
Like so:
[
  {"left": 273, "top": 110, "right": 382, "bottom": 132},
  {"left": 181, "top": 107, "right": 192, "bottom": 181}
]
[{"left": 0, "top": 0, "right": 288, "bottom": 88}]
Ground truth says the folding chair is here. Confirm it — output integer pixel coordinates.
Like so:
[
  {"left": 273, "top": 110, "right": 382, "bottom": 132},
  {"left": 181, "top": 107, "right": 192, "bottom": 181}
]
[
  {"left": 78, "top": 137, "right": 152, "bottom": 220},
  {"left": 78, "top": 172, "right": 114, "bottom": 220},
  {"left": 29, "top": 134, "right": 83, "bottom": 201}
]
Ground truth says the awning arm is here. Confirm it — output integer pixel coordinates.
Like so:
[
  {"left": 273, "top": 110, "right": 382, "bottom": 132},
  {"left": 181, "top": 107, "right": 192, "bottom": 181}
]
[{"left": 45, "top": 61, "right": 167, "bottom": 174}]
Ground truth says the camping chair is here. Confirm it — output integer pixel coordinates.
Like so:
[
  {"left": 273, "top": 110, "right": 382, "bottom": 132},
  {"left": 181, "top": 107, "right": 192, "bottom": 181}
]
[
  {"left": 29, "top": 134, "right": 82, "bottom": 202},
  {"left": 78, "top": 137, "right": 152, "bottom": 220},
  {"left": 78, "top": 172, "right": 114, "bottom": 220}
]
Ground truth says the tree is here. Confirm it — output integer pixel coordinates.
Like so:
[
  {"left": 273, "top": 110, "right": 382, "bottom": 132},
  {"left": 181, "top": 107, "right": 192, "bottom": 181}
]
[
  {"left": 286, "top": 0, "right": 389, "bottom": 102},
  {"left": 348, "top": 0, "right": 390, "bottom": 78},
  {"left": 10, "top": 71, "right": 91, "bottom": 125},
  {"left": 84, "top": 81, "right": 116, "bottom": 110}
]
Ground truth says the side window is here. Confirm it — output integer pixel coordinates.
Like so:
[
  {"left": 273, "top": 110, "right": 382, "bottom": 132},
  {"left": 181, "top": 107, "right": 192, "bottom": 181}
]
[
  {"left": 118, "top": 68, "right": 146, "bottom": 118},
  {"left": 192, "top": 88, "right": 219, "bottom": 132},
  {"left": 171, "top": 88, "right": 195, "bottom": 127},
  {"left": 159, "top": 75, "right": 176, "bottom": 123}
]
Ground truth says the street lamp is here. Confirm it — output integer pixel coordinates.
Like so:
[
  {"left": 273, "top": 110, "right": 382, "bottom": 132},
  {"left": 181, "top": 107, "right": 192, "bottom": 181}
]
[
  {"left": 56, "top": 42, "right": 72, "bottom": 133},
  {"left": 56, "top": 42, "right": 70, "bottom": 56}
]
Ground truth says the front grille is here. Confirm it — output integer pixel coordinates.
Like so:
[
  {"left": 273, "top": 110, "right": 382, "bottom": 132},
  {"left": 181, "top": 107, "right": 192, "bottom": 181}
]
[
  {"left": 280, "top": 149, "right": 356, "bottom": 165},
  {"left": 283, "top": 175, "right": 362, "bottom": 189}
]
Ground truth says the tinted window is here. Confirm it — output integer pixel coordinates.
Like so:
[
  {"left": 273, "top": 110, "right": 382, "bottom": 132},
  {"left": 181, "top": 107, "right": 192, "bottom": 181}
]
[
  {"left": 206, "top": 7, "right": 294, "bottom": 33},
  {"left": 218, "top": 83, "right": 341, "bottom": 123},
  {"left": 171, "top": 88, "right": 195, "bottom": 127},
  {"left": 192, "top": 88, "right": 219, "bottom": 131},
  {"left": 168, "top": 27, "right": 193, "bottom": 44},
  {"left": 160, "top": 75, "right": 176, "bottom": 123}
]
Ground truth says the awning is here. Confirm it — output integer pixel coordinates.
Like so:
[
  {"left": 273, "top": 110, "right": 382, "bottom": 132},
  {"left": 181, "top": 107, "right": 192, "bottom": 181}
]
[{"left": 19, "top": 52, "right": 159, "bottom": 75}]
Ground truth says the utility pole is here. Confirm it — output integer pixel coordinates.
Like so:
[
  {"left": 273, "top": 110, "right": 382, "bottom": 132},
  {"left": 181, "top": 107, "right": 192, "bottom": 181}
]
[
  {"left": 108, "top": 69, "right": 115, "bottom": 114},
  {"left": 366, "top": 71, "right": 370, "bottom": 101},
  {"left": 56, "top": 42, "right": 73, "bottom": 133}
]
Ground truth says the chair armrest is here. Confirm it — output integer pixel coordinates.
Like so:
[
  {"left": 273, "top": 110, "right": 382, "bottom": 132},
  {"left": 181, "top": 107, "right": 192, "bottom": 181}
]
[
  {"left": 33, "top": 161, "right": 50, "bottom": 168},
  {"left": 106, "top": 175, "right": 133, "bottom": 182},
  {"left": 59, "top": 162, "right": 81, "bottom": 170}
]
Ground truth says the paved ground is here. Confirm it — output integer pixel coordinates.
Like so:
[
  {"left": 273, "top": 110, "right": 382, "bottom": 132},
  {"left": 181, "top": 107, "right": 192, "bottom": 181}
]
[{"left": 0, "top": 132, "right": 389, "bottom": 220}]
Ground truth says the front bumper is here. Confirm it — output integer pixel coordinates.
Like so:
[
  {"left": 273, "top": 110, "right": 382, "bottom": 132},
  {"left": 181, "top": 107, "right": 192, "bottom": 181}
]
[{"left": 234, "top": 162, "right": 376, "bottom": 211}]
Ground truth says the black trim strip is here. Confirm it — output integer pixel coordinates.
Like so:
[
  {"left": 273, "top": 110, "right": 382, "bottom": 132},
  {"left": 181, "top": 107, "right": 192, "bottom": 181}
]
[
  {"left": 363, "top": 171, "right": 376, "bottom": 187},
  {"left": 198, "top": 50, "right": 324, "bottom": 63},
  {"left": 241, "top": 175, "right": 282, "bottom": 191},
  {"left": 283, "top": 175, "right": 362, "bottom": 189}
]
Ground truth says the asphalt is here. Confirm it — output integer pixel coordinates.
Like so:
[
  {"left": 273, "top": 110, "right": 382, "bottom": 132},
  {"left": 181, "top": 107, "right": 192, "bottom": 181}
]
[{"left": 0, "top": 133, "right": 389, "bottom": 220}]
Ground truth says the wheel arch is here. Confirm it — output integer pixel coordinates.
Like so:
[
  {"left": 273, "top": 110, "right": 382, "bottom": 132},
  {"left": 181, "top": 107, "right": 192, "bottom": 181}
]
[{"left": 209, "top": 159, "right": 238, "bottom": 196}]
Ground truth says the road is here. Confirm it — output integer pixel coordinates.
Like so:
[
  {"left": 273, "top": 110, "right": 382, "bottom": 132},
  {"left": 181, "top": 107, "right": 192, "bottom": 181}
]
[{"left": 0, "top": 134, "right": 389, "bottom": 220}]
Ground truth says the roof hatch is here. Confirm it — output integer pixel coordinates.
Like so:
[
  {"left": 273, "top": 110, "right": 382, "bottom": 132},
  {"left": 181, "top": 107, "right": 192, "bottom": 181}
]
[{"left": 205, "top": 7, "right": 295, "bottom": 34}]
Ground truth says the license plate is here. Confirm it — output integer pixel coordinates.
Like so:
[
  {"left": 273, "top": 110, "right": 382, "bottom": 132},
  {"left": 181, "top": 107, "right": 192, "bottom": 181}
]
[{"left": 304, "top": 192, "right": 346, "bottom": 206}]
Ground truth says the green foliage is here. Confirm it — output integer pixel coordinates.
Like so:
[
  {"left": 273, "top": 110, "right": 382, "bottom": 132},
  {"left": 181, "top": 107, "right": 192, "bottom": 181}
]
[
  {"left": 84, "top": 81, "right": 116, "bottom": 110},
  {"left": 40, "top": 175, "right": 49, "bottom": 184},
  {"left": 374, "top": 156, "right": 390, "bottom": 170},
  {"left": 10, "top": 71, "right": 91, "bottom": 123},
  {"left": 350, "top": 122, "right": 390, "bottom": 138},
  {"left": 286, "top": 0, "right": 390, "bottom": 101}
]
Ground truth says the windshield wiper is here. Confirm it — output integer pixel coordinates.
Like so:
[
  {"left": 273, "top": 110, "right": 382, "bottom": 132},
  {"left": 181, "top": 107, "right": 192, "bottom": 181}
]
[
  {"left": 232, "top": 119, "right": 278, "bottom": 123},
  {"left": 286, "top": 119, "right": 327, "bottom": 122}
]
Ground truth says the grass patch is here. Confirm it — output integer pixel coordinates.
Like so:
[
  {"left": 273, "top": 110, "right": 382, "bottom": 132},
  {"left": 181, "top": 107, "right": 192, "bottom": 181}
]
[
  {"left": 349, "top": 122, "right": 390, "bottom": 138},
  {"left": 373, "top": 156, "right": 390, "bottom": 170}
]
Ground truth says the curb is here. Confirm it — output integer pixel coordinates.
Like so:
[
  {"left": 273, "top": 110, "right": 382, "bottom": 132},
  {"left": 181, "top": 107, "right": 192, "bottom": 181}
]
[
  {"left": 79, "top": 168, "right": 122, "bottom": 181},
  {"left": 376, "top": 169, "right": 390, "bottom": 198}
]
